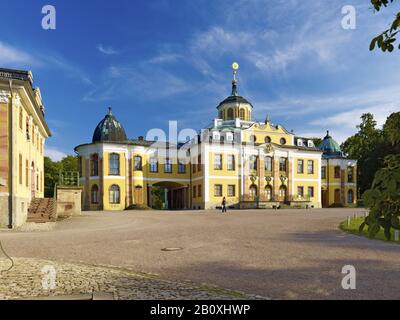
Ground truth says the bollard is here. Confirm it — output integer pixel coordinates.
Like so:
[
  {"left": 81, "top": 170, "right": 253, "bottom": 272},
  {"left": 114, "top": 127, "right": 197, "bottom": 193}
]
[
  {"left": 347, "top": 216, "right": 351, "bottom": 227},
  {"left": 395, "top": 230, "right": 399, "bottom": 242}
]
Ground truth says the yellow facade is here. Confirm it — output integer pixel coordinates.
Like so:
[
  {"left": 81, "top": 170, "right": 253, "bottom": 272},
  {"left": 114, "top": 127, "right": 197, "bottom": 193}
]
[
  {"left": 75, "top": 67, "right": 356, "bottom": 211},
  {"left": 0, "top": 68, "right": 51, "bottom": 228}
]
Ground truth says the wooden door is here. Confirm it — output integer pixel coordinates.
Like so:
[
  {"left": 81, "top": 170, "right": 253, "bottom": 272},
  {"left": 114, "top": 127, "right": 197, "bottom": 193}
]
[{"left": 134, "top": 186, "right": 143, "bottom": 205}]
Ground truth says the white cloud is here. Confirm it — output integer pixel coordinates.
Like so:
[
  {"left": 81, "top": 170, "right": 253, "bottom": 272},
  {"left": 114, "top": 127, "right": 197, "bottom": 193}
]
[
  {"left": 45, "top": 146, "right": 67, "bottom": 161},
  {"left": 0, "top": 41, "right": 37, "bottom": 65},
  {"left": 97, "top": 44, "right": 119, "bottom": 55},
  {"left": 148, "top": 53, "right": 182, "bottom": 64}
]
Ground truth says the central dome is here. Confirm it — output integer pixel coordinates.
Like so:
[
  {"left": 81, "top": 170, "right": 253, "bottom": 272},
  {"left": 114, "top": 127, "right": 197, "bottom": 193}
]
[{"left": 92, "top": 108, "right": 128, "bottom": 143}]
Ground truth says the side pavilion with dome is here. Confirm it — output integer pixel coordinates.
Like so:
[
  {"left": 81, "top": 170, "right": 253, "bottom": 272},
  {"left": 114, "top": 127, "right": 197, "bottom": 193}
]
[{"left": 74, "top": 65, "right": 357, "bottom": 211}]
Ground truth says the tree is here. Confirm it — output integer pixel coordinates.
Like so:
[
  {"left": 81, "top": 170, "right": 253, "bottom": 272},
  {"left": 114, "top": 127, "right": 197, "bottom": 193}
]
[
  {"left": 44, "top": 155, "right": 78, "bottom": 197},
  {"left": 383, "top": 112, "right": 400, "bottom": 150},
  {"left": 341, "top": 113, "right": 384, "bottom": 194},
  {"left": 370, "top": 0, "right": 400, "bottom": 52},
  {"left": 360, "top": 154, "right": 400, "bottom": 240}
]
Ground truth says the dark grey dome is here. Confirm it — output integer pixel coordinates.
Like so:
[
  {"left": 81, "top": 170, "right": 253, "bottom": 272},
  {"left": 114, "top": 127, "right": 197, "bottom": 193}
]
[
  {"left": 92, "top": 108, "right": 128, "bottom": 143},
  {"left": 217, "top": 79, "right": 253, "bottom": 109}
]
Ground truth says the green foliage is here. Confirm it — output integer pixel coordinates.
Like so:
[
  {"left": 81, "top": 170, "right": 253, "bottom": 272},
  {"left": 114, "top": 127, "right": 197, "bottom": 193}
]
[
  {"left": 151, "top": 187, "right": 165, "bottom": 210},
  {"left": 341, "top": 112, "right": 400, "bottom": 195},
  {"left": 44, "top": 155, "right": 78, "bottom": 197},
  {"left": 370, "top": 0, "right": 400, "bottom": 52},
  {"left": 361, "top": 155, "right": 400, "bottom": 240}
]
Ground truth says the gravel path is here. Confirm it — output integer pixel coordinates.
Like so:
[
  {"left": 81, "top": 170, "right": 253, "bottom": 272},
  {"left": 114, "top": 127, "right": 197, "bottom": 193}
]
[{"left": 1, "top": 208, "right": 399, "bottom": 299}]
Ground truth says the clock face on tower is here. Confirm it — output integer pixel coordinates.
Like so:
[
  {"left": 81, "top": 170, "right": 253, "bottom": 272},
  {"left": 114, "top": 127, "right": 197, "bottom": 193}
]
[{"left": 232, "top": 62, "right": 239, "bottom": 70}]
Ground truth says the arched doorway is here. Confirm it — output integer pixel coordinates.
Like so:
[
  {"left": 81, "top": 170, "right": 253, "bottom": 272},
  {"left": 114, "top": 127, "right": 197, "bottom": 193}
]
[
  {"left": 150, "top": 181, "right": 188, "bottom": 210},
  {"left": 249, "top": 185, "right": 258, "bottom": 201},
  {"left": 278, "top": 185, "right": 287, "bottom": 203},
  {"left": 265, "top": 185, "right": 272, "bottom": 201}
]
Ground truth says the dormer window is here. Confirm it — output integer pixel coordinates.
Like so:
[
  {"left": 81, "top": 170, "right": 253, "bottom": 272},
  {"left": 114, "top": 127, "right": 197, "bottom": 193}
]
[
  {"left": 297, "top": 139, "right": 303, "bottom": 147},
  {"left": 308, "top": 140, "right": 314, "bottom": 148},
  {"left": 226, "top": 132, "right": 233, "bottom": 142},
  {"left": 213, "top": 132, "right": 220, "bottom": 141}
]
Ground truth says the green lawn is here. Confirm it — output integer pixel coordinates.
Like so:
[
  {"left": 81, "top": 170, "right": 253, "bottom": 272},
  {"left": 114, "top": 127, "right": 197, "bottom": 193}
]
[{"left": 340, "top": 217, "right": 400, "bottom": 244}]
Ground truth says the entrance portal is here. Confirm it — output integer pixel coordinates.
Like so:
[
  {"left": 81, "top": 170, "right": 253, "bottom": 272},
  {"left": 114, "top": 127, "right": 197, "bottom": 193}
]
[{"left": 149, "top": 181, "right": 188, "bottom": 210}]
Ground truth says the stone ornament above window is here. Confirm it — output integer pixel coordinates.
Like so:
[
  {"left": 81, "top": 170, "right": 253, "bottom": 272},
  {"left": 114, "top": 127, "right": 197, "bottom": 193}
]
[{"left": 0, "top": 90, "right": 10, "bottom": 104}]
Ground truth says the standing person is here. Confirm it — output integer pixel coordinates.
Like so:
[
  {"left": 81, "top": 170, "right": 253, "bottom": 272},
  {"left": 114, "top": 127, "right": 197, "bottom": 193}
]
[{"left": 221, "top": 197, "right": 227, "bottom": 213}]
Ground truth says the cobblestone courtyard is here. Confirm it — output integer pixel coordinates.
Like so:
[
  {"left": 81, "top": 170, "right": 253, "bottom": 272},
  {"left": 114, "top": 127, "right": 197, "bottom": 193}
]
[{"left": 1, "top": 208, "right": 400, "bottom": 299}]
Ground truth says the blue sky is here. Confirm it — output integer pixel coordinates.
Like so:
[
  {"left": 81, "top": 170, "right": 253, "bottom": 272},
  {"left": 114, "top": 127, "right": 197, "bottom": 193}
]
[{"left": 1, "top": 0, "right": 399, "bottom": 160}]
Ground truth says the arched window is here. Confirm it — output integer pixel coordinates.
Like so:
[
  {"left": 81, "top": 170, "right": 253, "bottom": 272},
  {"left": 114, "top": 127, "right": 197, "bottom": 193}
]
[
  {"left": 265, "top": 136, "right": 271, "bottom": 143},
  {"left": 91, "top": 185, "right": 99, "bottom": 204},
  {"left": 239, "top": 109, "right": 245, "bottom": 120},
  {"left": 249, "top": 185, "right": 258, "bottom": 200},
  {"left": 109, "top": 153, "right": 120, "bottom": 175},
  {"left": 90, "top": 154, "right": 99, "bottom": 176},
  {"left": 348, "top": 189, "right": 354, "bottom": 204},
  {"left": 19, "top": 109, "right": 23, "bottom": 130},
  {"left": 134, "top": 155, "right": 142, "bottom": 171},
  {"left": 227, "top": 108, "right": 234, "bottom": 120},
  {"left": 265, "top": 185, "right": 272, "bottom": 201},
  {"left": 109, "top": 185, "right": 120, "bottom": 204}
]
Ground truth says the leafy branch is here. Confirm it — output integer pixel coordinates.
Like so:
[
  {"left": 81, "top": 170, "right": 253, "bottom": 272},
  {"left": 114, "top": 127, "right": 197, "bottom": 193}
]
[{"left": 370, "top": 0, "right": 400, "bottom": 52}]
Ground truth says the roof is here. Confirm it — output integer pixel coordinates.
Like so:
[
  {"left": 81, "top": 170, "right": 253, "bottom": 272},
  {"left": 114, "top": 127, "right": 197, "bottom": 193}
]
[
  {"left": 92, "top": 108, "right": 128, "bottom": 143},
  {"left": 217, "top": 95, "right": 253, "bottom": 108},
  {"left": 0, "top": 67, "right": 51, "bottom": 137},
  {"left": 318, "top": 131, "right": 344, "bottom": 158}
]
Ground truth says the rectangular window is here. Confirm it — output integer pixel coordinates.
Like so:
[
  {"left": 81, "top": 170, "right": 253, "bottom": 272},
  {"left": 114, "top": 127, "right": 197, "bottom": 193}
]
[
  {"left": 91, "top": 154, "right": 99, "bottom": 176},
  {"left": 214, "top": 184, "right": 223, "bottom": 197},
  {"left": 265, "top": 157, "right": 272, "bottom": 172},
  {"left": 228, "top": 185, "right": 236, "bottom": 197},
  {"left": 334, "top": 166, "right": 341, "bottom": 179},
  {"left": 25, "top": 159, "right": 29, "bottom": 187},
  {"left": 134, "top": 156, "right": 142, "bottom": 171},
  {"left": 297, "top": 160, "right": 304, "bottom": 174},
  {"left": 347, "top": 167, "right": 354, "bottom": 183},
  {"left": 192, "top": 157, "right": 197, "bottom": 173},
  {"left": 214, "top": 154, "right": 222, "bottom": 170},
  {"left": 298, "top": 186, "right": 304, "bottom": 197},
  {"left": 321, "top": 166, "right": 326, "bottom": 179},
  {"left": 197, "top": 155, "right": 202, "bottom": 172},
  {"left": 198, "top": 184, "right": 202, "bottom": 197},
  {"left": 307, "top": 160, "right": 314, "bottom": 174},
  {"left": 279, "top": 158, "right": 287, "bottom": 172},
  {"left": 164, "top": 159, "right": 172, "bottom": 173},
  {"left": 178, "top": 161, "right": 186, "bottom": 174},
  {"left": 193, "top": 186, "right": 196, "bottom": 198},
  {"left": 150, "top": 158, "right": 158, "bottom": 173},
  {"left": 249, "top": 155, "right": 258, "bottom": 171},
  {"left": 308, "top": 187, "right": 314, "bottom": 198},
  {"left": 227, "top": 155, "right": 235, "bottom": 171},
  {"left": 19, "top": 154, "right": 22, "bottom": 185},
  {"left": 109, "top": 153, "right": 120, "bottom": 175}
]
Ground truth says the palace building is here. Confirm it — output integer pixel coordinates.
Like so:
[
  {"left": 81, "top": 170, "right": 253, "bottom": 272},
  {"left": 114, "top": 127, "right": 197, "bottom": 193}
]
[
  {"left": 75, "top": 64, "right": 357, "bottom": 211},
  {"left": 0, "top": 68, "right": 51, "bottom": 228}
]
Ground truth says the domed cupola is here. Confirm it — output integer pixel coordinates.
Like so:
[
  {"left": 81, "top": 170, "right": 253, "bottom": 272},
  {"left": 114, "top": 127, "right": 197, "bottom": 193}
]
[
  {"left": 217, "top": 62, "right": 253, "bottom": 121},
  {"left": 92, "top": 107, "right": 128, "bottom": 143},
  {"left": 319, "top": 131, "right": 344, "bottom": 158}
]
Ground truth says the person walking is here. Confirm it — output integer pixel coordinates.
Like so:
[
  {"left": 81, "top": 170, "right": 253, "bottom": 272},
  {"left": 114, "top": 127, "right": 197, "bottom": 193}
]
[{"left": 221, "top": 197, "right": 227, "bottom": 213}]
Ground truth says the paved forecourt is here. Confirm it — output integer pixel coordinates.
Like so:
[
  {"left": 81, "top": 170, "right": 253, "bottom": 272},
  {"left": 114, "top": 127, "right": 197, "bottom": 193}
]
[{"left": 1, "top": 208, "right": 400, "bottom": 299}]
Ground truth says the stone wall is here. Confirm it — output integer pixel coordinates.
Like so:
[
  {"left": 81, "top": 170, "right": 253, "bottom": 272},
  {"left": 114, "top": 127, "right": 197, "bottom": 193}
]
[{"left": 56, "top": 187, "right": 82, "bottom": 217}]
